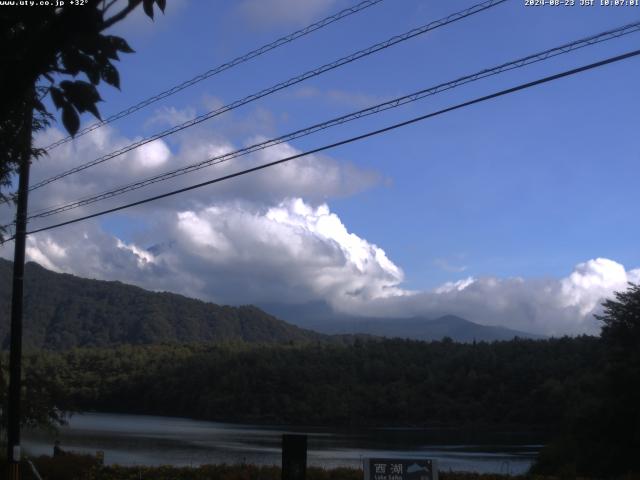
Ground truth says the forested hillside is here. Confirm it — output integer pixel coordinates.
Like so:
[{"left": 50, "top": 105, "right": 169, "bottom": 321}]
[
  {"left": 1, "top": 259, "right": 542, "bottom": 348},
  {"left": 0, "top": 259, "right": 323, "bottom": 349}
]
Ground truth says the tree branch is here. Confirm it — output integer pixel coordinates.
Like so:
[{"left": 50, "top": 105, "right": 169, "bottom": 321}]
[{"left": 102, "top": 0, "right": 120, "bottom": 14}]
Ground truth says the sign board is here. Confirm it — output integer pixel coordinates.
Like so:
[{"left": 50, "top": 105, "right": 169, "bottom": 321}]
[{"left": 364, "top": 458, "right": 438, "bottom": 480}]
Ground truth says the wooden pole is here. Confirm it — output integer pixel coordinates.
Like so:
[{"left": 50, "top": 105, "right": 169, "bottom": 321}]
[{"left": 6, "top": 92, "right": 33, "bottom": 480}]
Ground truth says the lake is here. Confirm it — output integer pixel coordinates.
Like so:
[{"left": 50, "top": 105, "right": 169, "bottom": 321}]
[{"left": 24, "top": 412, "right": 542, "bottom": 475}]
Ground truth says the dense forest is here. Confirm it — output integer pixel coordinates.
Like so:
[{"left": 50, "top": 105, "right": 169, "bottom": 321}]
[
  {"left": 2, "top": 337, "right": 600, "bottom": 429},
  {"left": 0, "top": 258, "right": 638, "bottom": 476},
  {"left": 0, "top": 324, "right": 637, "bottom": 476}
]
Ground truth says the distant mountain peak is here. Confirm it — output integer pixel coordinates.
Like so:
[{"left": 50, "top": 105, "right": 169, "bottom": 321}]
[
  {"left": 0, "top": 258, "right": 544, "bottom": 350},
  {"left": 258, "top": 301, "right": 545, "bottom": 342}
]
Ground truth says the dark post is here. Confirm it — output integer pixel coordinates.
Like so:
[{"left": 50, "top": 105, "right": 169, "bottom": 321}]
[
  {"left": 6, "top": 93, "right": 33, "bottom": 480},
  {"left": 282, "top": 434, "right": 307, "bottom": 480}
]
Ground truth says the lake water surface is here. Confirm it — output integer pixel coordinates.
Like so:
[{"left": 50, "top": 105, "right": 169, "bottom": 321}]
[{"left": 24, "top": 413, "right": 541, "bottom": 475}]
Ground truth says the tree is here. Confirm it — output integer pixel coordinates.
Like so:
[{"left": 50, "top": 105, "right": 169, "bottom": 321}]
[
  {"left": 598, "top": 282, "right": 640, "bottom": 353},
  {"left": 0, "top": 3, "right": 167, "bottom": 474},
  {"left": 593, "top": 282, "right": 640, "bottom": 475},
  {"left": 0, "top": 0, "right": 167, "bottom": 237},
  {"left": 532, "top": 283, "right": 640, "bottom": 477}
]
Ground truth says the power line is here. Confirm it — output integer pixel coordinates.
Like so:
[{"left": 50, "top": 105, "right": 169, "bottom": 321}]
[
  {"left": 41, "top": 0, "right": 385, "bottom": 152},
  {"left": 11, "top": 48, "right": 638, "bottom": 240},
  {"left": 22, "top": 20, "right": 640, "bottom": 221},
  {"left": 28, "top": 0, "right": 507, "bottom": 192}
]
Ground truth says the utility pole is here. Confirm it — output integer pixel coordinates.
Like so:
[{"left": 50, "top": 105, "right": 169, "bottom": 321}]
[{"left": 6, "top": 93, "right": 33, "bottom": 480}]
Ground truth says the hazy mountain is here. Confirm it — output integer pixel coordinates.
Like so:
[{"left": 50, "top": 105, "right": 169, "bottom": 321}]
[
  {"left": 259, "top": 300, "right": 545, "bottom": 342},
  {"left": 0, "top": 258, "right": 540, "bottom": 350},
  {"left": 0, "top": 259, "right": 325, "bottom": 350}
]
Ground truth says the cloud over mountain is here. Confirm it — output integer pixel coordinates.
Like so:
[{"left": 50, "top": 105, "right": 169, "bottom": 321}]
[
  {"left": 345, "top": 258, "right": 640, "bottom": 336},
  {"left": 2, "top": 105, "right": 638, "bottom": 337}
]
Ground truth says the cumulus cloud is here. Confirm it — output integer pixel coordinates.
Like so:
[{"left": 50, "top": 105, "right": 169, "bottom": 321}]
[
  {"left": 3, "top": 125, "right": 176, "bottom": 228},
  {"left": 165, "top": 198, "right": 405, "bottom": 304},
  {"left": 4, "top": 189, "right": 639, "bottom": 336},
  {"left": 3, "top": 199, "right": 404, "bottom": 307},
  {"left": 3, "top": 102, "right": 638, "bottom": 339},
  {"left": 6, "top": 189, "right": 639, "bottom": 337},
  {"left": 0, "top": 101, "right": 383, "bottom": 304},
  {"left": 131, "top": 139, "right": 171, "bottom": 170},
  {"left": 559, "top": 258, "right": 640, "bottom": 316},
  {"left": 0, "top": 105, "right": 378, "bottom": 233},
  {"left": 144, "top": 106, "right": 198, "bottom": 129},
  {"left": 342, "top": 258, "right": 640, "bottom": 336}
]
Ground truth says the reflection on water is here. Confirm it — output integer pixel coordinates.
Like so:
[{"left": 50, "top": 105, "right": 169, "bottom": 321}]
[{"left": 24, "top": 413, "right": 541, "bottom": 474}]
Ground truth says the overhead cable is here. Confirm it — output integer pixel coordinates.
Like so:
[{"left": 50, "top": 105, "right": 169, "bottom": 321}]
[
  {"left": 29, "top": 0, "right": 507, "bottom": 191},
  {"left": 24, "top": 20, "right": 640, "bottom": 221},
  {"left": 41, "top": 0, "right": 386, "bottom": 151},
  {"left": 10, "top": 48, "right": 638, "bottom": 241}
]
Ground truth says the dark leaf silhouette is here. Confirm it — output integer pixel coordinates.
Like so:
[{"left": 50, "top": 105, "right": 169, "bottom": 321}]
[
  {"left": 101, "top": 63, "right": 120, "bottom": 89},
  {"left": 49, "top": 88, "right": 65, "bottom": 110},
  {"left": 62, "top": 104, "right": 79, "bottom": 136},
  {"left": 108, "top": 35, "right": 135, "bottom": 54},
  {"left": 60, "top": 80, "right": 102, "bottom": 119},
  {"left": 143, "top": 0, "right": 155, "bottom": 19}
]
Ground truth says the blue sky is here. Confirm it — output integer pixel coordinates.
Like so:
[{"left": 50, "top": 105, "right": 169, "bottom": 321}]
[{"left": 2, "top": 0, "right": 639, "bottom": 335}]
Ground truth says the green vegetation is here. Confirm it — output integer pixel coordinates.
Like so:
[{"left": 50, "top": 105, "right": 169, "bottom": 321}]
[
  {"left": 2, "top": 259, "right": 638, "bottom": 476},
  {"left": 532, "top": 284, "right": 640, "bottom": 477},
  {"left": 2, "top": 337, "right": 598, "bottom": 430},
  {"left": 0, "top": 259, "right": 325, "bottom": 350}
]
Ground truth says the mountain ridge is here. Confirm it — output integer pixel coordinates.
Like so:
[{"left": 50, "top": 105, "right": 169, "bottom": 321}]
[
  {"left": 0, "top": 258, "right": 543, "bottom": 349},
  {"left": 0, "top": 258, "right": 325, "bottom": 350},
  {"left": 259, "top": 300, "right": 545, "bottom": 342}
]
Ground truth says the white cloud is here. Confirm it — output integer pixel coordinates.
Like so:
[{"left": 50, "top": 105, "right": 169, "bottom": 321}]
[
  {"left": 168, "top": 198, "right": 405, "bottom": 304},
  {"left": 559, "top": 258, "right": 637, "bottom": 316},
  {"left": 0, "top": 104, "right": 378, "bottom": 234},
  {"left": 342, "top": 259, "right": 640, "bottom": 336},
  {"left": 434, "top": 276, "right": 475, "bottom": 294},
  {"left": 24, "top": 237, "right": 67, "bottom": 273},
  {"left": 116, "top": 239, "right": 156, "bottom": 267},
  {"left": 0, "top": 102, "right": 386, "bottom": 306},
  {"left": 3, "top": 102, "right": 637, "bottom": 339},
  {"left": 2, "top": 198, "right": 404, "bottom": 308},
  {"left": 132, "top": 139, "right": 171, "bottom": 170},
  {"left": 145, "top": 106, "right": 198, "bottom": 129},
  {"left": 4, "top": 195, "right": 639, "bottom": 336}
]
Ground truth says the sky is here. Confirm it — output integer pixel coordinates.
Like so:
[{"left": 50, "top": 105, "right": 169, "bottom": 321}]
[{"left": 1, "top": 0, "right": 640, "bottom": 336}]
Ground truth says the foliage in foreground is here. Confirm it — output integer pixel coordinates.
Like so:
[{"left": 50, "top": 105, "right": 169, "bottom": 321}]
[{"left": 532, "top": 284, "right": 640, "bottom": 477}]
